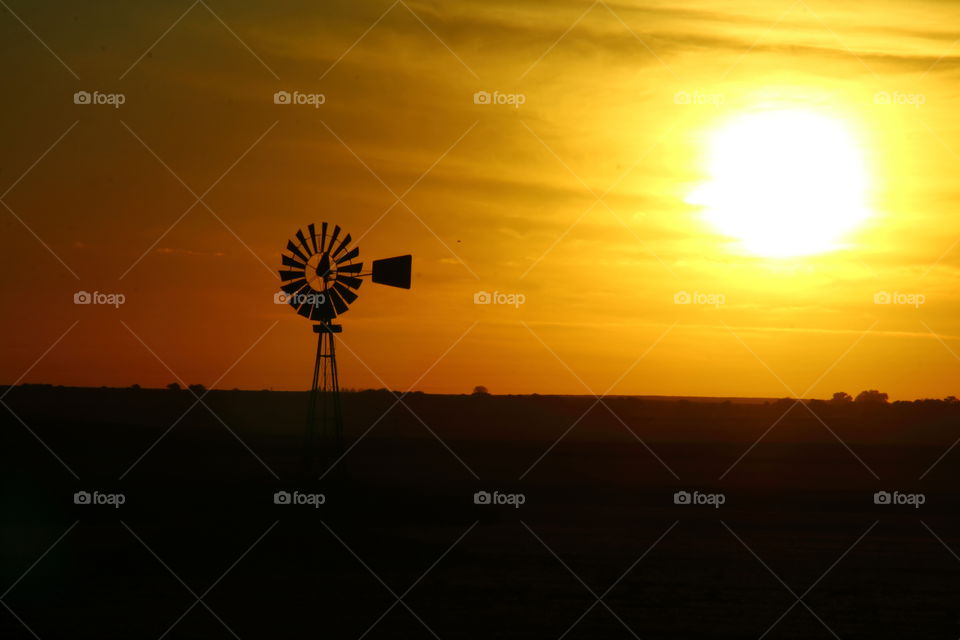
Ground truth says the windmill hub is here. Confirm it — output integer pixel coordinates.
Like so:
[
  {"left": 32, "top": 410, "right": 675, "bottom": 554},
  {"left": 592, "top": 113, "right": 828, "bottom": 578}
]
[{"left": 304, "top": 254, "right": 335, "bottom": 291}]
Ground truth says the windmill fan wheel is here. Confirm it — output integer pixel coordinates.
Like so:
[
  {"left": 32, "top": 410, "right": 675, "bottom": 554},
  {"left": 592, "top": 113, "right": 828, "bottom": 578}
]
[{"left": 278, "top": 223, "right": 363, "bottom": 322}]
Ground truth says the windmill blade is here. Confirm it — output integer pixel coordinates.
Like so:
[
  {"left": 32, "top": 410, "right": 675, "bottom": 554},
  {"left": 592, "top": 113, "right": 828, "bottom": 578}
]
[
  {"left": 281, "top": 278, "right": 308, "bottom": 295},
  {"left": 286, "top": 240, "right": 309, "bottom": 263},
  {"left": 332, "top": 233, "right": 352, "bottom": 259},
  {"left": 282, "top": 254, "right": 306, "bottom": 270},
  {"left": 295, "top": 290, "right": 331, "bottom": 320},
  {"left": 319, "top": 222, "right": 329, "bottom": 252},
  {"left": 286, "top": 285, "right": 312, "bottom": 310},
  {"left": 279, "top": 269, "right": 306, "bottom": 282},
  {"left": 295, "top": 229, "right": 313, "bottom": 256},
  {"left": 371, "top": 255, "right": 412, "bottom": 289},
  {"left": 336, "top": 275, "right": 363, "bottom": 289},
  {"left": 333, "top": 282, "right": 358, "bottom": 304},
  {"left": 327, "top": 288, "right": 350, "bottom": 315},
  {"left": 328, "top": 225, "right": 341, "bottom": 255},
  {"left": 297, "top": 300, "right": 314, "bottom": 320},
  {"left": 307, "top": 223, "right": 318, "bottom": 253},
  {"left": 335, "top": 246, "right": 359, "bottom": 265},
  {"left": 309, "top": 295, "right": 336, "bottom": 321},
  {"left": 338, "top": 262, "right": 363, "bottom": 273}
]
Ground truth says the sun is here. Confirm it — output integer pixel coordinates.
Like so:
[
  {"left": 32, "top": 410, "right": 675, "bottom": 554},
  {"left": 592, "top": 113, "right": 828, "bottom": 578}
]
[{"left": 688, "top": 109, "right": 871, "bottom": 258}]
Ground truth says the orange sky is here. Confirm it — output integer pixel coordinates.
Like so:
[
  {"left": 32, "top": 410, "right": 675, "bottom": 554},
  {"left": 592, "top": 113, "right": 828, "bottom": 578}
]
[{"left": 2, "top": 0, "right": 960, "bottom": 398}]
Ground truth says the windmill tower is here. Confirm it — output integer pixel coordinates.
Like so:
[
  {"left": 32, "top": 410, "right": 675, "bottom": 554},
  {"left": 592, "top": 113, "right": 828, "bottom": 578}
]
[{"left": 278, "top": 223, "right": 411, "bottom": 470}]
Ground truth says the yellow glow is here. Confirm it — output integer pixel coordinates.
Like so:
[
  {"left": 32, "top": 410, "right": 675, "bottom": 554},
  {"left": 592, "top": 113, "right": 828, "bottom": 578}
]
[{"left": 689, "top": 109, "right": 871, "bottom": 257}]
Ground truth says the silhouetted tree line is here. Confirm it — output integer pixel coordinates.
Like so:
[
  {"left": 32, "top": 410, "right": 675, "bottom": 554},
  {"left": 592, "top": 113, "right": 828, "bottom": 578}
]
[{"left": 830, "top": 390, "right": 889, "bottom": 404}]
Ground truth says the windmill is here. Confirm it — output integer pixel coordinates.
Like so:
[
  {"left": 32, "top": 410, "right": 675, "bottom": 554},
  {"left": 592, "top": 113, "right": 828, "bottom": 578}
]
[{"left": 278, "top": 222, "right": 411, "bottom": 470}]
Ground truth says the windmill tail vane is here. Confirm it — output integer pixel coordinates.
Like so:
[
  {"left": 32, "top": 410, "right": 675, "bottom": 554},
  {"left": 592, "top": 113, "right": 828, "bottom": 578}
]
[{"left": 278, "top": 222, "right": 411, "bottom": 472}]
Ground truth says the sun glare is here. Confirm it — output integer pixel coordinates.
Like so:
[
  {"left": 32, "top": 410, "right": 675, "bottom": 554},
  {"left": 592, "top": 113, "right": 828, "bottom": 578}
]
[{"left": 688, "top": 109, "right": 871, "bottom": 258}]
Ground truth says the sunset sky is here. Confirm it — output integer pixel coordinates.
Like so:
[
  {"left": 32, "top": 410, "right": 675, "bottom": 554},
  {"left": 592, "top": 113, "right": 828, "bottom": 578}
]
[{"left": 2, "top": 0, "right": 959, "bottom": 398}]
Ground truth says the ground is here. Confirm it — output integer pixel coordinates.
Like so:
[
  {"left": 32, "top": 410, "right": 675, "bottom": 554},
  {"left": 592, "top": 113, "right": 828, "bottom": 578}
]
[{"left": 2, "top": 388, "right": 958, "bottom": 638}]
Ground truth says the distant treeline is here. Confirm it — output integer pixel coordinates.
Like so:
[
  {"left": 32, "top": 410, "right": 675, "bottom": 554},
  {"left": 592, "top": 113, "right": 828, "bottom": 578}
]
[
  {"left": 3, "top": 384, "right": 960, "bottom": 447},
  {"left": 5, "top": 383, "right": 958, "bottom": 406}
]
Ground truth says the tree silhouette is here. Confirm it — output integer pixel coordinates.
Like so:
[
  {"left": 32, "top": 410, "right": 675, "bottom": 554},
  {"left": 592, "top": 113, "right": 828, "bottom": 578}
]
[
  {"left": 472, "top": 385, "right": 490, "bottom": 396},
  {"left": 830, "top": 392, "right": 853, "bottom": 404},
  {"left": 855, "top": 389, "right": 888, "bottom": 404},
  {"left": 166, "top": 382, "right": 181, "bottom": 391}
]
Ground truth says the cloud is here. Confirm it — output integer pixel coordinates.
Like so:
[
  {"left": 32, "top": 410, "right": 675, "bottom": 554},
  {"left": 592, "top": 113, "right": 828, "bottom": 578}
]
[{"left": 244, "top": 0, "right": 960, "bottom": 78}]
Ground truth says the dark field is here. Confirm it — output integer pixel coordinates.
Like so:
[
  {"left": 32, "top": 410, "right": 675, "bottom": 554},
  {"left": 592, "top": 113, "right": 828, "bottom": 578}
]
[{"left": 3, "top": 387, "right": 959, "bottom": 638}]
